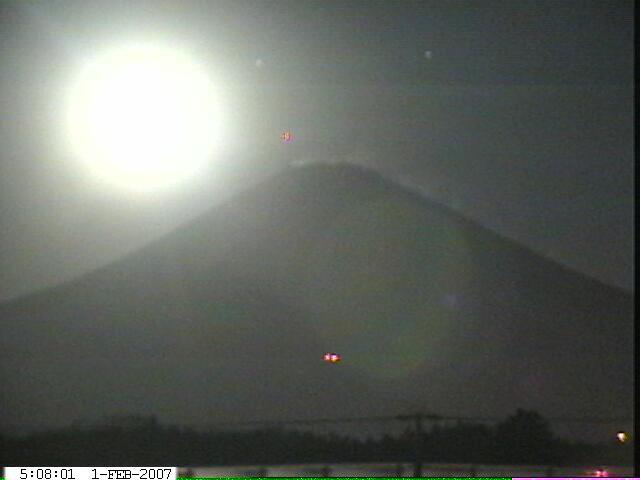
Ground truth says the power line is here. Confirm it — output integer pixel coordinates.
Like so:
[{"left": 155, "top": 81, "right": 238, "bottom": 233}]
[
  {"left": 197, "top": 412, "right": 632, "bottom": 430},
  {"left": 199, "top": 415, "right": 398, "bottom": 429}
]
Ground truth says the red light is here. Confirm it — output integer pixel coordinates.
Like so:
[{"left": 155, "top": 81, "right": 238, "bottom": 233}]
[
  {"left": 323, "top": 352, "right": 341, "bottom": 363},
  {"left": 280, "top": 131, "right": 293, "bottom": 143}
]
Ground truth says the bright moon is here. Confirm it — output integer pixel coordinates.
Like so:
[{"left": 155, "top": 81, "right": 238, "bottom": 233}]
[{"left": 66, "top": 44, "right": 222, "bottom": 191}]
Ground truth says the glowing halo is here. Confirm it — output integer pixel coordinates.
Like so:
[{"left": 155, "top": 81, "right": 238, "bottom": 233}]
[{"left": 65, "top": 43, "right": 224, "bottom": 192}]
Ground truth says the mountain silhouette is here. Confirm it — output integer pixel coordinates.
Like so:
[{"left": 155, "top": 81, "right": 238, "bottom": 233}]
[{"left": 0, "top": 162, "right": 632, "bottom": 436}]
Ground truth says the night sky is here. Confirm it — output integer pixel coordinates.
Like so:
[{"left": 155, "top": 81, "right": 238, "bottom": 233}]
[{"left": 0, "top": 0, "right": 633, "bottom": 302}]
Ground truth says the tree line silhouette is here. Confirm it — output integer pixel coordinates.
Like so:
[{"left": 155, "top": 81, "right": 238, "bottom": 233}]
[{"left": 0, "top": 409, "right": 631, "bottom": 467}]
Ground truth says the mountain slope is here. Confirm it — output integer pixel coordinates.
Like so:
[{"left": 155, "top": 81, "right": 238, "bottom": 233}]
[{"left": 0, "top": 163, "right": 632, "bottom": 436}]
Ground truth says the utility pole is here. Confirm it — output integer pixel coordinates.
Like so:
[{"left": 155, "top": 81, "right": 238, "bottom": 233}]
[
  {"left": 397, "top": 412, "right": 441, "bottom": 478},
  {"left": 414, "top": 414, "right": 424, "bottom": 477}
]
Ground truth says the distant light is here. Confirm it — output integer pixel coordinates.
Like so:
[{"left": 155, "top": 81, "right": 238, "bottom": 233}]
[
  {"left": 616, "top": 431, "right": 629, "bottom": 443},
  {"left": 424, "top": 50, "right": 432, "bottom": 59},
  {"left": 593, "top": 468, "right": 608, "bottom": 477},
  {"left": 442, "top": 293, "right": 459, "bottom": 309}
]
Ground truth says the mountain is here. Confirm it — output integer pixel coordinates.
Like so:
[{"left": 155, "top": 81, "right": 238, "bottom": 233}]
[{"left": 0, "top": 163, "right": 633, "bottom": 438}]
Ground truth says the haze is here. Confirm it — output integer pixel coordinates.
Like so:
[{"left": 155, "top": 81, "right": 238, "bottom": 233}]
[{"left": 0, "top": 0, "right": 633, "bottom": 302}]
